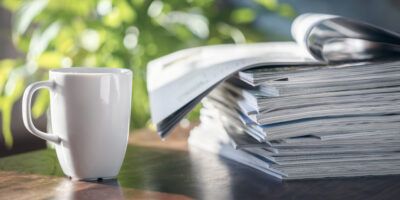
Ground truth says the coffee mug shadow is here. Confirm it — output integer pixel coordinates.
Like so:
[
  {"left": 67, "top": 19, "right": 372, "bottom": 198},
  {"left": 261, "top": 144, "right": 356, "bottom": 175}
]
[{"left": 52, "top": 179, "right": 124, "bottom": 200}]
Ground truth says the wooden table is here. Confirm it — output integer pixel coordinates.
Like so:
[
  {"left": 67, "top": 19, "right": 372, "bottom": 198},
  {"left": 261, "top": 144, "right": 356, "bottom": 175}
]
[{"left": 1, "top": 126, "right": 400, "bottom": 200}]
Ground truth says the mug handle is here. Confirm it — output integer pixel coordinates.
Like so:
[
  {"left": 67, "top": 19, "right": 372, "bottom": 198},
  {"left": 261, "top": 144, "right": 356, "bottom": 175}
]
[{"left": 22, "top": 81, "right": 60, "bottom": 144}]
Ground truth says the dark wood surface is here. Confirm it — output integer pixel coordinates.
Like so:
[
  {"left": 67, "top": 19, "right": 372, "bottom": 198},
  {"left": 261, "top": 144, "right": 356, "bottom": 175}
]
[{"left": 1, "top": 126, "right": 400, "bottom": 200}]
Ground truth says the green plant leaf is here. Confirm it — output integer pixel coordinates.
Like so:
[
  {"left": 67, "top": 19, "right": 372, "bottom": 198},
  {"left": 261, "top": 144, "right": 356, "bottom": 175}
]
[
  {"left": 1, "top": 71, "right": 25, "bottom": 149},
  {"left": 1, "top": 97, "right": 14, "bottom": 149},
  {"left": 278, "top": 3, "right": 296, "bottom": 19},
  {"left": 32, "top": 89, "right": 49, "bottom": 119},
  {"left": 27, "top": 21, "right": 61, "bottom": 60},
  {"left": 0, "top": 60, "right": 15, "bottom": 95},
  {"left": 0, "top": 0, "right": 23, "bottom": 12},
  {"left": 255, "top": 0, "right": 278, "bottom": 11},
  {"left": 230, "top": 8, "right": 256, "bottom": 24},
  {"left": 217, "top": 23, "right": 246, "bottom": 44},
  {"left": 12, "top": 0, "right": 48, "bottom": 37},
  {"left": 0, "top": 60, "right": 17, "bottom": 148},
  {"left": 37, "top": 51, "right": 63, "bottom": 69}
]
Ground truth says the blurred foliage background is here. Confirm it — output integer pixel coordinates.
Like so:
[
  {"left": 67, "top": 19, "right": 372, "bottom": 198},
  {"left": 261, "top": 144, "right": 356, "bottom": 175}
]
[{"left": 0, "top": 0, "right": 295, "bottom": 148}]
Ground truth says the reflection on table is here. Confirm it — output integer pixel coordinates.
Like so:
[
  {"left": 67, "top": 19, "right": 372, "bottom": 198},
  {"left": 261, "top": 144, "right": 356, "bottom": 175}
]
[{"left": 0, "top": 127, "right": 399, "bottom": 199}]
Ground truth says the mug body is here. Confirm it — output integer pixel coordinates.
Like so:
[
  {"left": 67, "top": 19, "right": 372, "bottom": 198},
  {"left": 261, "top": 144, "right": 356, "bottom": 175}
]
[{"left": 49, "top": 67, "right": 132, "bottom": 180}]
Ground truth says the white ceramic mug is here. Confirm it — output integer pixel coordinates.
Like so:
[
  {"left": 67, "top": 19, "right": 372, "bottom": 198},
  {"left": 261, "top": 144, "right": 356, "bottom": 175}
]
[{"left": 22, "top": 67, "right": 132, "bottom": 180}]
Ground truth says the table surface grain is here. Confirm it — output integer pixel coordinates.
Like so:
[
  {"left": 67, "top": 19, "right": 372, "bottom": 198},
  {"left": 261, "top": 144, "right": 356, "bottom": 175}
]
[{"left": 1, "top": 126, "right": 400, "bottom": 200}]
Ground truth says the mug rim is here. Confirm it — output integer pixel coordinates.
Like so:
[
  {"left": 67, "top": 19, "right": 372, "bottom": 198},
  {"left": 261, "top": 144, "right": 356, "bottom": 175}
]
[{"left": 50, "top": 67, "right": 132, "bottom": 75}]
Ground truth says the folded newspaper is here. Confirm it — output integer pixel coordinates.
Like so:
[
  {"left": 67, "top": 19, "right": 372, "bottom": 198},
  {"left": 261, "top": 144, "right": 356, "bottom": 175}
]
[{"left": 147, "top": 13, "right": 400, "bottom": 179}]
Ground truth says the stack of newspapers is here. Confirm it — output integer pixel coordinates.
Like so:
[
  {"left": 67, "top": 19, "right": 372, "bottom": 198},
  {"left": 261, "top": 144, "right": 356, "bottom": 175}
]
[
  {"left": 189, "top": 61, "right": 400, "bottom": 179},
  {"left": 147, "top": 14, "right": 400, "bottom": 179}
]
